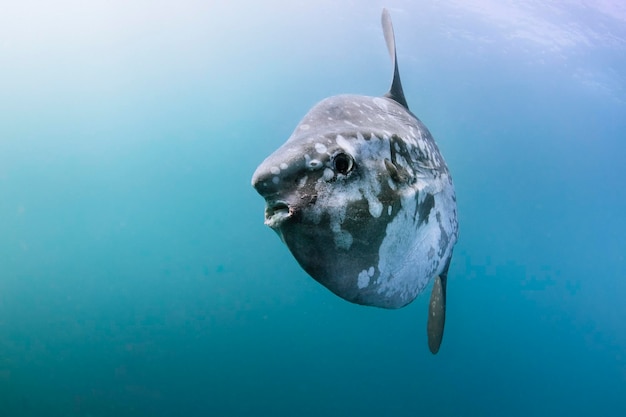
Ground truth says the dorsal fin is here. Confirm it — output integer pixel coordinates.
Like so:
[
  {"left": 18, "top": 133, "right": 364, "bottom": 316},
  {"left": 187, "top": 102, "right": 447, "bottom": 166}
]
[{"left": 381, "top": 9, "right": 409, "bottom": 110}]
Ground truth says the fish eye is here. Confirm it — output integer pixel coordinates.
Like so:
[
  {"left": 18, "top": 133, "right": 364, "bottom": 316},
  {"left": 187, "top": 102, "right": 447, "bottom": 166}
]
[{"left": 333, "top": 153, "right": 354, "bottom": 175}]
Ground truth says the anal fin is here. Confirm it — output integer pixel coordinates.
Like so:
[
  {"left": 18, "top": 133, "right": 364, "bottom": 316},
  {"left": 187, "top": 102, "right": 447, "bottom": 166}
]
[{"left": 427, "top": 273, "right": 447, "bottom": 354}]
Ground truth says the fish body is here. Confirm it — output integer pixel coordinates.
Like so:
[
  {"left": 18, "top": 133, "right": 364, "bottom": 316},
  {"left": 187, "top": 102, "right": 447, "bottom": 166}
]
[{"left": 251, "top": 9, "right": 458, "bottom": 353}]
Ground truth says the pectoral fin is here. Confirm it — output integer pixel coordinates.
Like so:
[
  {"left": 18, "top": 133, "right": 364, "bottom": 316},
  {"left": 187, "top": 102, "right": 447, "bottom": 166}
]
[
  {"left": 384, "top": 158, "right": 411, "bottom": 184},
  {"left": 427, "top": 273, "right": 447, "bottom": 354}
]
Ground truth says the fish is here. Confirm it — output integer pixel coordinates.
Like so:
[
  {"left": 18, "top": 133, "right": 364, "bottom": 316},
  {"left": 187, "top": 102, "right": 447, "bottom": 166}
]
[{"left": 251, "top": 9, "right": 458, "bottom": 354}]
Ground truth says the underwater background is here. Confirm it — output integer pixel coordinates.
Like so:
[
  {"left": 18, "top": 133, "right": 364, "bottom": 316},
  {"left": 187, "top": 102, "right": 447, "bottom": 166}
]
[{"left": 1, "top": 0, "right": 625, "bottom": 415}]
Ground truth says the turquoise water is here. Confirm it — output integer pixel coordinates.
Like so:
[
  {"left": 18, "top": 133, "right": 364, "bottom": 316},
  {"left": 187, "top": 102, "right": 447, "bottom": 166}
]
[{"left": 1, "top": 1, "right": 625, "bottom": 415}]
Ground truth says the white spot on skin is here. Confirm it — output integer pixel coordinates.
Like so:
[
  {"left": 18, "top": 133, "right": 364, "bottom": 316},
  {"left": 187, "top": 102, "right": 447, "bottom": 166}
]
[
  {"left": 300, "top": 124, "right": 310, "bottom": 130},
  {"left": 280, "top": 163, "right": 288, "bottom": 170},
  {"left": 373, "top": 97, "right": 389, "bottom": 111},
  {"left": 297, "top": 176, "right": 308, "bottom": 189},
  {"left": 364, "top": 189, "right": 383, "bottom": 218},
  {"left": 272, "top": 176, "right": 279, "bottom": 184},
  {"left": 305, "top": 154, "right": 322, "bottom": 170},
  {"left": 357, "top": 269, "right": 370, "bottom": 289},
  {"left": 309, "top": 160, "right": 321, "bottom": 168},
  {"left": 270, "top": 166, "right": 280, "bottom": 175},
  {"left": 335, "top": 135, "right": 355, "bottom": 155},
  {"left": 322, "top": 168, "right": 334, "bottom": 181},
  {"left": 388, "top": 205, "right": 392, "bottom": 216},
  {"left": 357, "top": 267, "right": 376, "bottom": 289},
  {"left": 315, "top": 143, "right": 327, "bottom": 154}
]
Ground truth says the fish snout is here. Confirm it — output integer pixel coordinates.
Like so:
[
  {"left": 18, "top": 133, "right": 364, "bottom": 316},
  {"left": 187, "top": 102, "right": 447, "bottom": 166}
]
[
  {"left": 251, "top": 163, "right": 280, "bottom": 198},
  {"left": 251, "top": 151, "right": 307, "bottom": 197},
  {"left": 252, "top": 157, "right": 302, "bottom": 228}
]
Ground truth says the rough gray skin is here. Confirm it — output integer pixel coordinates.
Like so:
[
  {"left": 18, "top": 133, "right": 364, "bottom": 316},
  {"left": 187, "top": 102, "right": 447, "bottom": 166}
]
[{"left": 251, "top": 9, "right": 458, "bottom": 354}]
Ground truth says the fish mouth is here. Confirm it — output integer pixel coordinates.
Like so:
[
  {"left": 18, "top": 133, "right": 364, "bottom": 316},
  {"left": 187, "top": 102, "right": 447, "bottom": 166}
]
[{"left": 264, "top": 201, "right": 292, "bottom": 228}]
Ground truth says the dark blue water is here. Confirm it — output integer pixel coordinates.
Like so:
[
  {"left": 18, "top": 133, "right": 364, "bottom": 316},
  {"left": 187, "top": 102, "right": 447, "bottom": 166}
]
[{"left": 1, "top": 1, "right": 625, "bottom": 416}]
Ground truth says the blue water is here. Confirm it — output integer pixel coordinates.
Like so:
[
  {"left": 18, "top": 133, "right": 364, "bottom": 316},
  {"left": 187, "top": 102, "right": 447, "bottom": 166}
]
[{"left": 1, "top": 1, "right": 625, "bottom": 416}]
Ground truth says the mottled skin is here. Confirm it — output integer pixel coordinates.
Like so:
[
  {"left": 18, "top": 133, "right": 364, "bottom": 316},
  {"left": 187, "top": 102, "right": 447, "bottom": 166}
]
[{"left": 251, "top": 9, "right": 458, "bottom": 353}]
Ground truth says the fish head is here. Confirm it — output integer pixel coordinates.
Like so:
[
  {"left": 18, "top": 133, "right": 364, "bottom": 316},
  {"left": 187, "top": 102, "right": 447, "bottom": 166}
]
[{"left": 252, "top": 95, "right": 414, "bottom": 307}]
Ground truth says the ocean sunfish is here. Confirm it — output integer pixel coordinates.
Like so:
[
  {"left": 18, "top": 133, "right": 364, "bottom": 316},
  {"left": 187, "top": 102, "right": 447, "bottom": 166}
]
[{"left": 251, "top": 9, "right": 458, "bottom": 354}]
